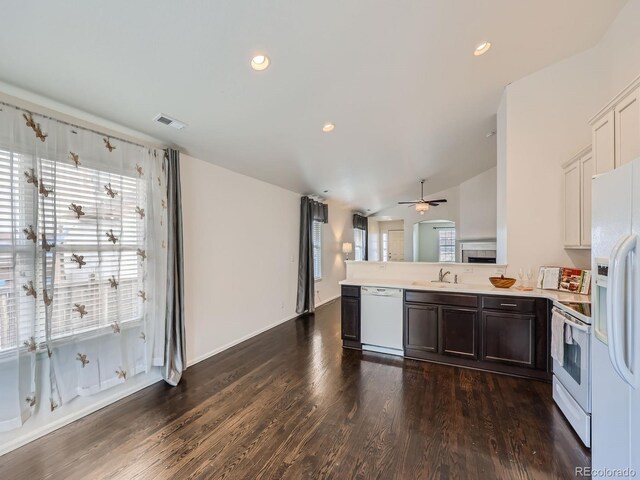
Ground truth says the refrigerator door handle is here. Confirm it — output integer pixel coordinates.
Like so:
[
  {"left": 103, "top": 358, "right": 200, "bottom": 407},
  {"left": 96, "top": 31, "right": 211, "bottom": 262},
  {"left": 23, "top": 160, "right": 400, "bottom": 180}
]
[
  {"left": 609, "top": 234, "right": 638, "bottom": 388},
  {"left": 608, "top": 235, "right": 629, "bottom": 379}
]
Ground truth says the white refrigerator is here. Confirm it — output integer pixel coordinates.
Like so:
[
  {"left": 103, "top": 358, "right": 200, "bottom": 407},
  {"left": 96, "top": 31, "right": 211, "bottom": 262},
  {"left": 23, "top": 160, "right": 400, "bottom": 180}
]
[{"left": 591, "top": 158, "right": 640, "bottom": 474}]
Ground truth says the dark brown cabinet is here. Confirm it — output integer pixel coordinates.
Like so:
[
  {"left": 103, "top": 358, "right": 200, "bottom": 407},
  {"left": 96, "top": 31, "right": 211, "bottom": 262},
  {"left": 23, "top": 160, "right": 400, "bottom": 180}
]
[
  {"left": 480, "top": 295, "right": 551, "bottom": 374},
  {"left": 405, "top": 304, "right": 439, "bottom": 353},
  {"left": 441, "top": 307, "right": 478, "bottom": 359},
  {"left": 481, "top": 311, "right": 535, "bottom": 367},
  {"left": 402, "top": 290, "right": 550, "bottom": 381},
  {"left": 404, "top": 292, "right": 478, "bottom": 361},
  {"left": 341, "top": 286, "right": 361, "bottom": 348}
]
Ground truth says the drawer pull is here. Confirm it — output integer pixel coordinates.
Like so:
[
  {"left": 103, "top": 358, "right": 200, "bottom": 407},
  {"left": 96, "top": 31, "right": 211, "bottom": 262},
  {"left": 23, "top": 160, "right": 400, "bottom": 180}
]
[{"left": 500, "top": 303, "right": 518, "bottom": 307}]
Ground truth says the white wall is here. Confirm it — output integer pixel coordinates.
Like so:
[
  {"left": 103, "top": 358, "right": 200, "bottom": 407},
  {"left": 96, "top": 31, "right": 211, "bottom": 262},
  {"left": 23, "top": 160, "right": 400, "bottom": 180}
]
[
  {"left": 498, "top": 0, "right": 640, "bottom": 274},
  {"left": 181, "top": 154, "right": 302, "bottom": 365},
  {"left": 496, "top": 94, "right": 508, "bottom": 265},
  {"left": 459, "top": 167, "right": 497, "bottom": 240},
  {"left": 599, "top": 0, "right": 640, "bottom": 97},
  {"left": 499, "top": 48, "right": 603, "bottom": 274},
  {"left": 314, "top": 199, "right": 353, "bottom": 306},
  {"left": 368, "top": 219, "right": 380, "bottom": 261}
]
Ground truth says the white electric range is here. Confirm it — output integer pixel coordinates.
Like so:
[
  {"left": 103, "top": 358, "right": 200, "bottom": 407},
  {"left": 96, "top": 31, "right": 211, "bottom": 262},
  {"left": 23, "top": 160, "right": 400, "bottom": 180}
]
[{"left": 551, "top": 299, "right": 592, "bottom": 447}]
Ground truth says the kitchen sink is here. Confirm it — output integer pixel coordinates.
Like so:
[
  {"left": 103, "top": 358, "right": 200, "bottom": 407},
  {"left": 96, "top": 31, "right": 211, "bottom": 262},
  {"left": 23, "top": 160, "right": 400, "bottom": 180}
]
[{"left": 411, "top": 281, "right": 468, "bottom": 289}]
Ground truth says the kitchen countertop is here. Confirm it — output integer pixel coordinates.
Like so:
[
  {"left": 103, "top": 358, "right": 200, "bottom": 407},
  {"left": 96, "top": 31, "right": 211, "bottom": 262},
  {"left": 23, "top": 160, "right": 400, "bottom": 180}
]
[{"left": 339, "top": 279, "right": 590, "bottom": 303}]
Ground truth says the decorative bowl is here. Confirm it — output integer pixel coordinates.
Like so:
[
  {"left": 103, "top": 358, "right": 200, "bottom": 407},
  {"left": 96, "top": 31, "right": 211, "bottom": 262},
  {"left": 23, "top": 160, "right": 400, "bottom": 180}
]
[{"left": 489, "top": 276, "right": 516, "bottom": 288}]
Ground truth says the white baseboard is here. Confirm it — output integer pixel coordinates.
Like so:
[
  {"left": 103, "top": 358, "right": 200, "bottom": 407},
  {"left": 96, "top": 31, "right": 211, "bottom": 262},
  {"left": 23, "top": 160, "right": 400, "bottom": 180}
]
[
  {"left": 0, "top": 372, "right": 162, "bottom": 457},
  {"left": 186, "top": 311, "right": 301, "bottom": 367},
  {"left": 316, "top": 294, "right": 340, "bottom": 308},
  {"left": 186, "top": 296, "right": 341, "bottom": 368}
]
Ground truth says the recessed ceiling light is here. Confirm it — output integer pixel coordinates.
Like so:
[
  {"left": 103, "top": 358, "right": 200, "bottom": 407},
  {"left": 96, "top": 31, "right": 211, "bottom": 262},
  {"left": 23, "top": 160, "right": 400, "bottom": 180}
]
[
  {"left": 322, "top": 123, "right": 335, "bottom": 133},
  {"left": 474, "top": 42, "right": 492, "bottom": 56},
  {"left": 251, "top": 54, "right": 270, "bottom": 71}
]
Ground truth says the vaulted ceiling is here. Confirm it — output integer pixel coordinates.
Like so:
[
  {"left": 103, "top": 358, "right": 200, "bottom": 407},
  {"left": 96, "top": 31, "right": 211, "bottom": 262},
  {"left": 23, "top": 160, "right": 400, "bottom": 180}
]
[{"left": 0, "top": 0, "right": 627, "bottom": 211}]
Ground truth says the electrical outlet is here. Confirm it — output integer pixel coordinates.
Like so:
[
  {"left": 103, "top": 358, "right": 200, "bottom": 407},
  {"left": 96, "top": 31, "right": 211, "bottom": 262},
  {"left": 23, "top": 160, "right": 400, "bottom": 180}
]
[
  {"left": 463, "top": 267, "right": 473, "bottom": 273},
  {"left": 378, "top": 264, "right": 386, "bottom": 270}
]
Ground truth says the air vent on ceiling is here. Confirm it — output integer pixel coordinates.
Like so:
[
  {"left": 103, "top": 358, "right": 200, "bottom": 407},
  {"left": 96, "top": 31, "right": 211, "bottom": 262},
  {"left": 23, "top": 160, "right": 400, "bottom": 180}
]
[{"left": 153, "top": 113, "right": 187, "bottom": 130}]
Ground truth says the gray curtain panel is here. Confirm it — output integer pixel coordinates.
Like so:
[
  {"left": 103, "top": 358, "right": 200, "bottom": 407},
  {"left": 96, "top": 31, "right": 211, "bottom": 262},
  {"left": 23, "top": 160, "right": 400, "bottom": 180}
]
[
  {"left": 296, "top": 197, "right": 328, "bottom": 314},
  {"left": 163, "top": 148, "right": 186, "bottom": 386}
]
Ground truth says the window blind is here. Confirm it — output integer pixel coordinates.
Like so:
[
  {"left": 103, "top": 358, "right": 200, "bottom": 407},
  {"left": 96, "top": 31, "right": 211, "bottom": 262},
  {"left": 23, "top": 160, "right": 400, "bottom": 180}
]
[
  {"left": 438, "top": 228, "right": 456, "bottom": 262},
  {"left": 0, "top": 148, "right": 143, "bottom": 351},
  {"left": 354, "top": 228, "right": 365, "bottom": 261},
  {"left": 312, "top": 220, "right": 322, "bottom": 280}
]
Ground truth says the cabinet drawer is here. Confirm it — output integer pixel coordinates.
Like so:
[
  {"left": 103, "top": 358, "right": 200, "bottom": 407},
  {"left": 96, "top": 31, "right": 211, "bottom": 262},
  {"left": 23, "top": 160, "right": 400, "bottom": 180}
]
[
  {"left": 481, "top": 296, "right": 535, "bottom": 313},
  {"left": 341, "top": 285, "right": 360, "bottom": 298},
  {"left": 405, "top": 290, "right": 478, "bottom": 308}
]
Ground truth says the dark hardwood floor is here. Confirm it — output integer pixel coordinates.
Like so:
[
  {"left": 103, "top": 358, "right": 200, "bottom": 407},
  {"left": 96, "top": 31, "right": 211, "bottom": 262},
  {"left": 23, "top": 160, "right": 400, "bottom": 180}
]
[{"left": 0, "top": 299, "right": 589, "bottom": 480}]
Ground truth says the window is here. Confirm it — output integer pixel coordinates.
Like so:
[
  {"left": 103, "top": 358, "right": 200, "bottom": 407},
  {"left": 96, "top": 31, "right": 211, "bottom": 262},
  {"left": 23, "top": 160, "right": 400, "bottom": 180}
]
[
  {"left": 312, "top": 220, "right": 322, "bottom": 280},
  {"left": 438, "top": 228, "right": 456, "bottom": 262},
  {"left": 354, "top": 229, "right": 365, "bottom": 261},
  {"left": 382, "top": 232, "right": 389, "bottom": 262},
  {"left": 0, "top": 149, "right": 144, "bottom": 351}
]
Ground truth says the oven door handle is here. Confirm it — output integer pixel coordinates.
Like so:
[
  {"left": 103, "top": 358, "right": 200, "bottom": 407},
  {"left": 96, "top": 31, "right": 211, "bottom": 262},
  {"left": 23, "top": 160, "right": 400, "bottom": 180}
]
[{"left": 552, "top": 308, "right": 590, "bottom": 333}]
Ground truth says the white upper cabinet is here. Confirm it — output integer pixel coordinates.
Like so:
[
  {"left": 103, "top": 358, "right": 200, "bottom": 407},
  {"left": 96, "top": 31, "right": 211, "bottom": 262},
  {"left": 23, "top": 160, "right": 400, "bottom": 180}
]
[
  {"left": 591, "top": 77, "right": 640, "bottom": 175},
  {"left": 580, "top": 151, "right": 593, "bottom": 247},
  {"left": 564, "top": 160, "right": 581, "bottom": 247},
  {"left": 614, "top": 87, "right": 640, "bottom": 168},
  {"left": 563, "top": 146, "right": 592, "bottom": 249},
  {"left": 592, "top": 111, "right": 615, "bottom": 175}
]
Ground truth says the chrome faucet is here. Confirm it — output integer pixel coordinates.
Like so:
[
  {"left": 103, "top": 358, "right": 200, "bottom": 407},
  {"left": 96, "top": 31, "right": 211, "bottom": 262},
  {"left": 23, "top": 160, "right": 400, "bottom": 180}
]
[{"left": 438, "top": 268, "right": 451, "bottom": 283}]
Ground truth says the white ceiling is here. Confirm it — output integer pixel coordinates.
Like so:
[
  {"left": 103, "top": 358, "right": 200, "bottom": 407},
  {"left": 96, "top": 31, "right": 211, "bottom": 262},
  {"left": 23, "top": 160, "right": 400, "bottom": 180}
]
[{"left": 0, "top": 0, "right": 627, "bottom": 212}]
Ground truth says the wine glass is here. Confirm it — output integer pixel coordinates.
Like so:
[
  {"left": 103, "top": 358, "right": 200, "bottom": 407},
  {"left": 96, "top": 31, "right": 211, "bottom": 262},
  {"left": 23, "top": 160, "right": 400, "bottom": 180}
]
[
  {"left": 518, "top": 268, "right": 524, "bottom": 289},
  {"left": 526, "top": 268, "right": 534, "bottom": 288}
]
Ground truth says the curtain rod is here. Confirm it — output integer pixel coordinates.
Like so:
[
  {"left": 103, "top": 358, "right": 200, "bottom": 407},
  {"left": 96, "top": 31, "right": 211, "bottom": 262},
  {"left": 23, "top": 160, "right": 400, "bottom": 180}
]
[{"left": 0, "top": 100, "right": 161, "bottom": 151}]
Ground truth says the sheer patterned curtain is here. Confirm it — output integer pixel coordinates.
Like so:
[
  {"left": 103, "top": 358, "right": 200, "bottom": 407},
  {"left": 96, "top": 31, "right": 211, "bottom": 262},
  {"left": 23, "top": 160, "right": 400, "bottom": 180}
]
[{"left": 0, "top": 104, "right": 167, "bottom": 431}]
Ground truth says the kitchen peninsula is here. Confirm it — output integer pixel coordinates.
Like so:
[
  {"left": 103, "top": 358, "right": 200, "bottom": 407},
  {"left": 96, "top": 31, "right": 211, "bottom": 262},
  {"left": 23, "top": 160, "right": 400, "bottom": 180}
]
[{"left": 340, "top": 261, "right": 589, "bottom": 382}]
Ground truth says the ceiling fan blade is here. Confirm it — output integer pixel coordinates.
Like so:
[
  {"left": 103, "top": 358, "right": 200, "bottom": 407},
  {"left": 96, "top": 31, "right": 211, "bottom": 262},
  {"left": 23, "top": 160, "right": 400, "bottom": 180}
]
[
  {"left": 427, "top": 199, "right": 447, "bottom": 203},
  {"left": 397, "top": 201, "right": 419, "bottom": 205}
]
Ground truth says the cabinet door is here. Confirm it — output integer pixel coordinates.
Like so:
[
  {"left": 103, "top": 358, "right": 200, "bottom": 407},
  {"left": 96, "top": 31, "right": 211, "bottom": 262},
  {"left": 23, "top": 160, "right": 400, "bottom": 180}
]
[
  {"left": 615, "top": 87, "right": 640, "bottom": 168},
  {"left": 563, "top": 160, "right": 581, "bottom": 247},
  {"left": 482, "top": 311, "right": 535, "bottom": 368},
  {"left": 592, "top": 110, "right": 615, "bottom": 175},
  {"left": 580, "top": 152, "right": 593, "bottom": 247},
  {"left": 440, "top": 307, "right": 478, "bottom": 359},
  {"left": 404, "top": 304, "right": 438, "bottom": 353},
  {"left": 341, "top": 297, "right": 360, "bottom": 342}
]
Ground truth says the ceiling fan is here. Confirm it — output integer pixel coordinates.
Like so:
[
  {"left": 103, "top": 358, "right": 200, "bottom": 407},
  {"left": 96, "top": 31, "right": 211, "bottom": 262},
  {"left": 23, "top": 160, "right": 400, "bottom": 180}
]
[{"left": 398, "top": 179, "right": 447, "bottom": 215}]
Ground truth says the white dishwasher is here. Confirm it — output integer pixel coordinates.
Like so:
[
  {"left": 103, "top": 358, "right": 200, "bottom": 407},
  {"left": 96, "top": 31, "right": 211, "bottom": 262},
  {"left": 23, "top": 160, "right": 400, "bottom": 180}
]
[{"left": 360, "top": 286, "right": 404, "bottom": 356}]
